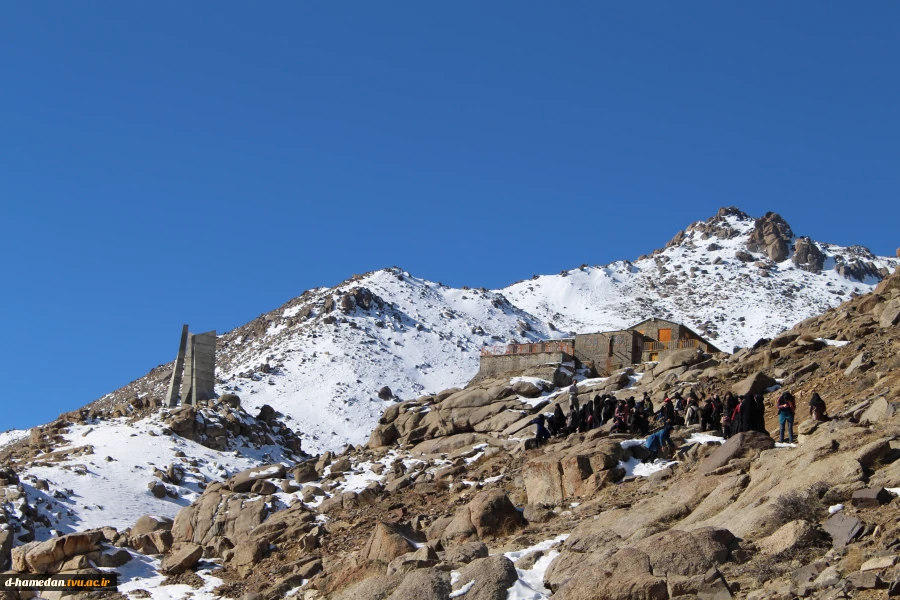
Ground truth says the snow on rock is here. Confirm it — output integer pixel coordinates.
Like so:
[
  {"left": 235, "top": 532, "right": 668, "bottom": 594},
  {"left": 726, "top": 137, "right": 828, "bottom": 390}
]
[
  {"left": 619, "top": 456, "right": 678, "bottom": 478},
  {"left": 18, "top": 412, "right": 298, "bottom": 537},
  {"left": 0, "top": 429, "right": 28, "bottom": 451},
  {"left": 503, "top": 534, "right": 570, "bottom": 600},
  {"left": 686, "top": 433, "right": 725, "bottom": 445}
]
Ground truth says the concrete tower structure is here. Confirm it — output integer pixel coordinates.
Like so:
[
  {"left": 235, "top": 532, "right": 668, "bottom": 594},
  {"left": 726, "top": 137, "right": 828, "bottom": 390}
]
[{"left": 164, "top": 325, "right": 217, "bottom": 407}]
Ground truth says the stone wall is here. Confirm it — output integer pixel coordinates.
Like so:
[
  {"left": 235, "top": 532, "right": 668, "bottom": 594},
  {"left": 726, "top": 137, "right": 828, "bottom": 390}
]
[
  {"left": 472, "top": 352, "right": 570, "bottom": 382},
  {"left": 574, "top": 331, "right": 642, "bottom": 376}
]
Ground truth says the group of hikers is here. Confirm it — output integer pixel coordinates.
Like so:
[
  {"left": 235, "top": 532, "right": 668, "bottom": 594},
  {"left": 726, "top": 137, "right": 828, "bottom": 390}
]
[{"left": 530, "top": 381, "right": 831, "bottom": 453}]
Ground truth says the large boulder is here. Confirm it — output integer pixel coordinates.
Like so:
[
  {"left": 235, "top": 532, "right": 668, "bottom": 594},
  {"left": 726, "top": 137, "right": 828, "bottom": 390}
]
[
  {"left": 552, "top": 546, "right": 668, "bottom": 600},
  {"left": 386, "top": 568, "right": 451, "bottom": 600},
  {"left": 361, "top": 522, "right": 417, "bottom": 564},
  {"left": 228, "top": 464, "right": 287, "bottom": 493},
  {"left": 731, "top": 371, "right": 777, "bottom": 397},
  {"left": 792, "top": 237, "right": 826, "bottom": 273},
  {"left": 451, "top": 555, "right": 518, "bottom": 600},
  {"left": 653, "top": 349, "right": 705, "bottom": 377},
  {"left": 131, "top": 515, "right": 173, "bottom": 538},
  {"left": 747, "top": 212, "right": 793, "bottom": 262},
  {"left": 523, "top": 442, "right": 623, "bottom": 505},
  {"left": 756, "top": 520, "right": 821, "bottom": 555},
  {"left": 634, "top": 527, "right": 734, "bottom": 576},
  {"left": 880, "top": 299, "right": 900, "bottom": 328},
  {"left": 160, "top": 543, "right": 203, "bottom": 575},
  {"left": 11, "top": 531, "right": 103, "bottom": 574},
  {"left": 699, "top": 432, "right": 775, "bottom": 475},
  {"left": 368, "top": 423, "right": 398, "bottom": 448},
  {"left": 172, "top": 483, "right": 270, "bottom": 546},
  {"left": 442, "top": 490, "right": 522, "bottom": 546},
  {"left": 467, "top": 489, "right": 523, "bottom": 539},
  {"left": 444, "top": 542, "right": 489, "bottom": 564},
  {"left": 511, "top": 380, "right": 544, "bottom": 398}
]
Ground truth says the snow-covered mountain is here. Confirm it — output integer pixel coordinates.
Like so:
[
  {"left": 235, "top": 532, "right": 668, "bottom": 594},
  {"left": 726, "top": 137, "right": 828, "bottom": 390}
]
[
  {"left": 503, "top": 207, "right": 898, "bottom": 350},
  {"left": 88, "top": 207, "right": 898, "bottom": 453}
]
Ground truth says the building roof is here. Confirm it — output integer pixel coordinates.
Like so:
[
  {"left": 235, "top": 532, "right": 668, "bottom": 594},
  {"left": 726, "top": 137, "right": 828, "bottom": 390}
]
[{"left": 626, "top": 317, "right": 723, "bottom": 354}]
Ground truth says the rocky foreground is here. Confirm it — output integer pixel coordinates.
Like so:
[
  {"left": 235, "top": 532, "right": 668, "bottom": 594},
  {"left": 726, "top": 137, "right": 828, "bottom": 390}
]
[{"left": 1, "top": 257, "right": 900, "bottom": 600}]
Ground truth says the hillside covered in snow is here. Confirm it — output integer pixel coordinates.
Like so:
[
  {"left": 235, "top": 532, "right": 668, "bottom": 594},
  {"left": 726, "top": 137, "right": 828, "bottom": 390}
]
[{"left": 88, "top": 208, "right": 898, "bottom": 453}]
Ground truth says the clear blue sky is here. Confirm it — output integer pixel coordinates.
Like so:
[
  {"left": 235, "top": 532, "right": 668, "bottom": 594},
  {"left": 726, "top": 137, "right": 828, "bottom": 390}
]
[{"left": 2, "top": 3, "right": 898, "bottom": 430}]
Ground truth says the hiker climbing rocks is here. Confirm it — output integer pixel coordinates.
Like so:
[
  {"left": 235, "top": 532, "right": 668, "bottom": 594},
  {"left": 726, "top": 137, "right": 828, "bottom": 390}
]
[
  {"left": 644, "top": 421, "right": 675, "bottom": 461},
  {"left": 531, "top": 413, "right": 551, "bottom": 445},
  {"left": 777, "top": 391, "right": 796, "bottom": 443}
]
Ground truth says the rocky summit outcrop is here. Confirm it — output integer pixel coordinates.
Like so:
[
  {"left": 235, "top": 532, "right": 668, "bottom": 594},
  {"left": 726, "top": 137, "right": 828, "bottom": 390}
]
[{"left": 747, "top": 211, "right": 794, "bottom": 263}]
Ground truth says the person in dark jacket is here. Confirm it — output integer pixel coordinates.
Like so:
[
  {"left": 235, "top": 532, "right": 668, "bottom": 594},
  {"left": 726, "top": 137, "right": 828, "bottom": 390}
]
[
  {"left": 643, "top": 392, "right": 654, "bottom": 417},
  {"left": 566, "top": 407, "right": 578, "bottom": 434},
  {"left": 753, "top": 394, "right": 768, "bottom": 433},
  {"left": 592, "top": 395, "right": 603, "bottom": 430},
  {"left": 631, "top": 404, "right": 650, "bottom": 435},
  {"left": 644, "top": 422, "right": 675, "bottom": 461},
  {"left": 777, "top": 391, "right": 796, "bottom": 443},
  {"left": 547, "top": 404, "right": 566, "bottom": 436},
  {"left": 722, "top": 392, "right": 738, "bottom": 438},
  {"left": 611, "top": 400, "right": 630, "bottom": 433},
  {"left": 579, "top": 403, "right": 591, "bottom": 432},
  {"left": 700, "top": 397, "right": 716, "bottom": 432},
  {"left": 661, "top": 397, "right": 676, "bottom": 423},
  {"left": 531, "top": 413, "right": 551, "bottom": 445},
  {"left": 602, "top": 396, "right": 617, "bottom": 425},
  {"left": 739, "top": 395, "right": 754, "bottom": 433},
  {"left": 809, "top": 392, "right": 829, "bottom": 421}
]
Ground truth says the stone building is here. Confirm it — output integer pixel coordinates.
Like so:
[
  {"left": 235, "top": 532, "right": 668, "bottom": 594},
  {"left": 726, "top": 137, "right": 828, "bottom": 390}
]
[{"left": 477, "top": 318, "right": 721, "bottom": 379}]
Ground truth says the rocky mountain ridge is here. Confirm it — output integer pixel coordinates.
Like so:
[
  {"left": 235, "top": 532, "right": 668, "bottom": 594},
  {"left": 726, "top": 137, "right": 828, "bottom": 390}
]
[{"left": 78, "top": 208, "right": 899, "bottom": 455}]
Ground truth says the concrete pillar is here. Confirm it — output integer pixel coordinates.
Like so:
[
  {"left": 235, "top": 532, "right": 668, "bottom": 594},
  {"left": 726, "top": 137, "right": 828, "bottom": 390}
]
[
  {"left": 164, "top": 325, "right": 189, "bottom": 407},
  {"left": 190, "top": 331, "right": 217, "bottom": 405},
  {"left": 182, "top": 334, "right": 194, "bottom": 406}
]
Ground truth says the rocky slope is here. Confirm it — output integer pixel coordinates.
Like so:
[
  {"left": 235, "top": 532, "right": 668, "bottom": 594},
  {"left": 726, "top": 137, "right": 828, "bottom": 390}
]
[{"left": 85, "top": 208, "right": 899, "bottom": 455}]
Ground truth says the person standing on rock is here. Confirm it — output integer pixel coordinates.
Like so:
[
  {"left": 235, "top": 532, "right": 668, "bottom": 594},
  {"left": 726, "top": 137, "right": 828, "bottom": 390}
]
[
  {"left": 700, "top": 396, "right": 715, "bottom": 432},
  {"left": 777, "top": 391, "right": 796, "bottom": 444},
  {"left": 738, "top": 395, "right": 754, "bottom": 433},
  {"left": 602, "top": 395, "right": 617, "bottom": 425},
  {"left": 568, "top": 382, "right": 579, "bottom": 412},
  {"left": 592, "top": 394, "right": 603, "bottom": 430},
  {"left": 722, "top": 392, "right": 738, "bottom": 438},
  {"left": 551, "top": 404, "right": 566, "bottom": 436},
  {"left": 753, "top": 394, "right": 768, "bottom": 434},
  {"left": 643, "top": 392, "right": 654, "bottom": 417}
]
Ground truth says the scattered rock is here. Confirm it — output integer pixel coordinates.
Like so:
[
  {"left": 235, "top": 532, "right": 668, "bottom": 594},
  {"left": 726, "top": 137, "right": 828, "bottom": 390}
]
[{"left": 160, "top": 543, "right": 203, "bottom": 575}]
